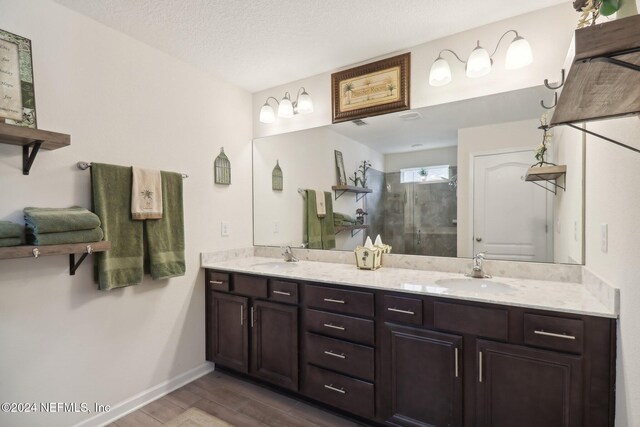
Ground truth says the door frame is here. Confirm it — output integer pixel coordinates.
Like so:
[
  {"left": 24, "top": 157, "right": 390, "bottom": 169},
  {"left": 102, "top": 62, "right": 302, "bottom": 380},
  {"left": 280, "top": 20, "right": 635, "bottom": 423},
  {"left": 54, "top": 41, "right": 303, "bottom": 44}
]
[{"left": 468, "top": 146, "right": 554, "bottom": 261}]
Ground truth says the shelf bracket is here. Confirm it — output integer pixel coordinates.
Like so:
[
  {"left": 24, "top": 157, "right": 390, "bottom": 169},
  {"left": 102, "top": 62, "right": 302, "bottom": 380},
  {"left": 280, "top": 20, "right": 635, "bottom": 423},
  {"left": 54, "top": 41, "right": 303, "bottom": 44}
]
[
  {"left": 584, "top": 47, "right": 640, "bottom": 73},
  {"left": 351, "top": 228, "right": 364, "bottom": 238},
  {"left": 69, "top": 245, "right": 94, "bottom": 275},
  {"left": 334, "top": 190, "right": 346, "bottom": 201},
  {"left": 22, "top": 141, "right": 43, "bottom": 175},
  {"left": 527, "top": 176, "right": 566, "bottom": 195},
  {"left": 566, "top": 123, "right": 640, "bottom": 154},
  {"left": 355, "top": 193, "right": 367, "bottom": 203}
]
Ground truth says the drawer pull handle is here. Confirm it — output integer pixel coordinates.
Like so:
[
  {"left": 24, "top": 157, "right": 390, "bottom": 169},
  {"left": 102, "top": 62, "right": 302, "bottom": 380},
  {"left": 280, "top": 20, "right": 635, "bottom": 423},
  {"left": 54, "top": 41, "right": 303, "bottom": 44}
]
[
  {"left": 250, "top": 307, "right": 254, "bottom": 328},
  {"left": 479, "top": 351, "right": 483, "bottom": 383},
  {"left": 323, "top": 323, "right": 345, "bottom": 331},
  {"left": 210, "top": 280, "right": 224, "bottom": 285},
  {"left": 273, "top": 290, "right": 291, "bottom": 296},
  {"left": 534, "top": 330, "right": 576, "bottom": 340},
  {"left": 324, "top": 298, "right": 345, "bottom": 304},
  {"left": 240, "top": 305, "right": 244, "bottom": 326},
  {"left": 455, "top": 348, "right": 459, "bottom": 378},
  {"left": 387, "top": 307, "right": 415, "bottom": 315},
  {"left": 324, "top": 384, "right": 346, "bottom": 394},
  {"left": 324, "top": 350, "right": 346, "bottom": 359}
]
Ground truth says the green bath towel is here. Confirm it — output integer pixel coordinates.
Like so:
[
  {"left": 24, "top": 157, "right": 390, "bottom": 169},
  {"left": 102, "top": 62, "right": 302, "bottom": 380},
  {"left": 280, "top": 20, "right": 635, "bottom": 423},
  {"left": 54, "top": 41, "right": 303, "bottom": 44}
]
[
  {"left": 145, "top": 171, "right": 185, "bottom": 280},
  {"left": 26, "top": 227, "right": 104, "bottom": 245},
  {"left": 0, "top": 237, "right": 23, "bottom": 247},
  {"left": 304, "top": 190, "right": 335, "bottom": 250},
  {"left": 0, "top": 221, "right": 23, "bottom": 239},
  {"left": 92, "top": 163, "right": 144, "bottom": 290},
  {"left": 24, "top": 206, "right": 101, "bottom": 234}
]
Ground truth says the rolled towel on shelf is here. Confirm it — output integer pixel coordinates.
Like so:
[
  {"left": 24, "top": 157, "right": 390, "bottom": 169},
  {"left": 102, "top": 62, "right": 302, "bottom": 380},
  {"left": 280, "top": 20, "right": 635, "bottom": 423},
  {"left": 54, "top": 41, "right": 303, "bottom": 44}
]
[
  {"left": 0, "top": 220, "right": 23, "bottom": 239},
  {"left": 25, "top": 227, "right": 104, "bottom": 246},
  {"left": 0, "top": 237, "right": 23, "bottom": 247},
  {"left": 24, "top": 206, "right": 101, "bottom": 234}
]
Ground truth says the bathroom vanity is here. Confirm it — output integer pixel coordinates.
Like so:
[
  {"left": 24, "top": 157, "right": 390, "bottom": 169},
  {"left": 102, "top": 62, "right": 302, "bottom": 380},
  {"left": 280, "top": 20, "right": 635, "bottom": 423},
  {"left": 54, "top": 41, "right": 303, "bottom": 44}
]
[{"left": 202, "top": 257, "right": 616, "bottom": 427}]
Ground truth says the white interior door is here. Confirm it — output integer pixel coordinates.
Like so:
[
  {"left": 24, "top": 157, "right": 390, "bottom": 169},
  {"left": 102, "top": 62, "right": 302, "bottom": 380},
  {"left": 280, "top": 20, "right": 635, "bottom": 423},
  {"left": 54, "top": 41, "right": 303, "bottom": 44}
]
[{"left": 473, "top": 150, "right": 552, "bottom": 262}]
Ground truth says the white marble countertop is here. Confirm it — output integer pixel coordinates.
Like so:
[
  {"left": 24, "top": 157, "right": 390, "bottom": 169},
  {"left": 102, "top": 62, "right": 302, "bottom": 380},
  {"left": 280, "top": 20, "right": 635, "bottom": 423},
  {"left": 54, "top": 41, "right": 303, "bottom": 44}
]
[{"left": 201, "top": 256, "right": 617, "bottom": 318}]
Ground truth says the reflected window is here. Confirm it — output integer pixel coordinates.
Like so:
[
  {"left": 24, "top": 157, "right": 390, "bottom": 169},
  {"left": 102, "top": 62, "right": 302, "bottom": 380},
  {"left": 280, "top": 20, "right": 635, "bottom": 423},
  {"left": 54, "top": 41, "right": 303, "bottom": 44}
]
[{"left": 400, "top": 165, "right": 450, "bottom": 183}]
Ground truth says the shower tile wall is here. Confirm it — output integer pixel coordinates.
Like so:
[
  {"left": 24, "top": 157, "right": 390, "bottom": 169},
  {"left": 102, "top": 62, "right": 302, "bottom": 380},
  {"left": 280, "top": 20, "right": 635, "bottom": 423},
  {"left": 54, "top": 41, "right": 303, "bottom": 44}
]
[
  {"left": 365, "top": 169, "right": 385, "bottom": 244},
  {"left": 381, "top": 168, "right": 457, "bottom": 257}
]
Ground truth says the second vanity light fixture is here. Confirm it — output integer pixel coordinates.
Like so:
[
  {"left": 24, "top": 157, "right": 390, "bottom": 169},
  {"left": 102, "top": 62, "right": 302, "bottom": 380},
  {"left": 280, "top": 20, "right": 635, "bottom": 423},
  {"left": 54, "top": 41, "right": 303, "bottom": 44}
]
[
  {"left": 429, "top": 30, "right": 533, "bottom": 86},
  {"left": 259, "top": 87, "right": 314, "bottom": 123}
]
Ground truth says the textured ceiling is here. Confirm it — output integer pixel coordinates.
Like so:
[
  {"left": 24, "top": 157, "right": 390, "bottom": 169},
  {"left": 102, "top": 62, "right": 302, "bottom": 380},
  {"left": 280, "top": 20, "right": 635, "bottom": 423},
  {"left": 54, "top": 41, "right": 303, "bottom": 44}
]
[{"left": 53, "top": 0, "right": 566, "bottom": 92}]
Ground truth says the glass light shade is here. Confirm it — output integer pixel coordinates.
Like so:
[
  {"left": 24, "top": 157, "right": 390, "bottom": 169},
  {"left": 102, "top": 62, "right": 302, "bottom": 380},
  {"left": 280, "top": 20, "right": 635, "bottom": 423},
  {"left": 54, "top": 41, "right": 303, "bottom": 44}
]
[
  {"left": 466, "top": 45, "right": 492, "bottom": 78},
  {"left": 429, "top": 57, "right": 452, "bottom": 86},
  {"left": 505, "top": 36, "right": 533, "bottom": 70},
  {"left": 259, "top": 103, "right": 275, "bottom": 124},
  {"left": 296, "top": 91, "right": 314, "bottom": 114},
  {"left": 278, "top": 96, "right": 294, "bottom": 118}
]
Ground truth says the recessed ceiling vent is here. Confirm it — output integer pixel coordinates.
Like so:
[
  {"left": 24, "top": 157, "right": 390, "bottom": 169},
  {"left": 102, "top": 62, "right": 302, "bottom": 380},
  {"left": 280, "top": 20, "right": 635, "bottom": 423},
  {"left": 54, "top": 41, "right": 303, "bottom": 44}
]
[
  {"left": 352, "top": 119, "right": 368, "bottom": 126},
  {"left": 398, "top": 111, "right": 423, "bottom": 121}
]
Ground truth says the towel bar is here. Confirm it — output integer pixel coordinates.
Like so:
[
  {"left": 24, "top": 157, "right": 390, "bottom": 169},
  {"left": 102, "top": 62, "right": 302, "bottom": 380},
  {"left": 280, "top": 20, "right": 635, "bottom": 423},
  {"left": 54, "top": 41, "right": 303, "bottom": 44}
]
[{"left": 77, "top": 161, "right": 189, "bottom": 179}]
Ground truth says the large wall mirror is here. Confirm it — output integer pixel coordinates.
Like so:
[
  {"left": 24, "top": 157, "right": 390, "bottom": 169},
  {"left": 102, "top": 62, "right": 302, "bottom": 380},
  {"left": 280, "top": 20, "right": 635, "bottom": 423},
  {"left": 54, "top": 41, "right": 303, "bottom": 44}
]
[{"left": 253, "top": 86, "right": 585, "bottom": 264}]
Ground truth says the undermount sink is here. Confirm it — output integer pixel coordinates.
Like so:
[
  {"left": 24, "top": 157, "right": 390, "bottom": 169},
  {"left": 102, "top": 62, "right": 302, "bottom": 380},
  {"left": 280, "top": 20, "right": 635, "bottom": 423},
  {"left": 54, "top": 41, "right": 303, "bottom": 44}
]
[
  {"left": 251, "top": 261, "right": 299, "bottom": 270},
  {"left": 435, "top": 278, "right": 512, "bottom": 293}
]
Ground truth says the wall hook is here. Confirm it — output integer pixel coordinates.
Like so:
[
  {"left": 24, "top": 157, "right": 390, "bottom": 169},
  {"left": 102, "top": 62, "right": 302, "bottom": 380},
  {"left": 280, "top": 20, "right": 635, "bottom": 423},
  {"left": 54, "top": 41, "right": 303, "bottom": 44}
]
[
  {"left": 86, "top": 245, "right": 93, "bottom": 254},
  {"left": 544, "top": 69, "right": 565, "bottom": 90},
  {"left": 540, "top": 92, "right": 558, "bottom": 110}
]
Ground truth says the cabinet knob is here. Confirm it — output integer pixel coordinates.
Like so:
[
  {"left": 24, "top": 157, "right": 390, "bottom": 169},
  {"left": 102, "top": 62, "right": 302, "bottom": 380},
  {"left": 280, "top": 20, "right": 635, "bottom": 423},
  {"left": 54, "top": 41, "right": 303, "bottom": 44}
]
[{"left": 475, "top": 237, "right": 482, "bottom": 242}]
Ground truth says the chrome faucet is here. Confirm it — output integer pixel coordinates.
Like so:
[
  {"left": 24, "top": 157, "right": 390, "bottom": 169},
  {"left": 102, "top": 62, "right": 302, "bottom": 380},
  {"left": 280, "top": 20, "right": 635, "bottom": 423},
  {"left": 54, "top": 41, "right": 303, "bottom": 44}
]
[
  {"left": 281, "top": 246, "right": 299, "bottom": 262},
  {"left": 468, "top": 253, "right": 491, "bottom": 278}
]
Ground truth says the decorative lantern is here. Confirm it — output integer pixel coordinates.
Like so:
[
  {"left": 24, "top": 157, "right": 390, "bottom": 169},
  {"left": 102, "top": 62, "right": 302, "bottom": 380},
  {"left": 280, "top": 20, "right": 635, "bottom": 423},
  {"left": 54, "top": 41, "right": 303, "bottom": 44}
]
[
  {"left": 214, "top": 147, "right": 231, "bottom": 185},
  {"left": 272, "top": 160, "right": 283, "bottom": 191}
]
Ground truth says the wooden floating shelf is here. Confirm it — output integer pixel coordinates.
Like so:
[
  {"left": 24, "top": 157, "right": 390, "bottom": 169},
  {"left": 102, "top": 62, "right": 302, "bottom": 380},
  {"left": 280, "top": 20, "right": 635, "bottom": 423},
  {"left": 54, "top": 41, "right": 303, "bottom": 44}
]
[
  {"left": 525, "top": 165, "right": 567, "bottom": 182},
  {"left": 0, "top": 122, "right": 71, "bottom": 175},
  {"left": 332, "top": 185, "right": 372, "bottom": 201},
  {"left": 551, "top": 15, "right": 640, "bottom": 126},
  {"left": 0, "top": 241, "right": 111, "bottom": 275},
  {"left": 335, "top": 224, "right": 368, "bottom": 237}
]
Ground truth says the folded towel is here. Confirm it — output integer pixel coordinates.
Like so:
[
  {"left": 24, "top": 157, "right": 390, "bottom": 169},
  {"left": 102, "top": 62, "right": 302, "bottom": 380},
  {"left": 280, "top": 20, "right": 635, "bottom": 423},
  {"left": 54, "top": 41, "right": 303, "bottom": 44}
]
[
  {"left": 304, "top": 190, "right": 322, "bottom": 249},
  {"left": 0, "top": 220, "right": 23, "bottom": 239},
  {"left": 24, "top": 207, "right": 101, "bottom": 234},
  {"left": 315, "top": 189, "right": 326, "bottom": 218},
  {"left": 26, "top": 227, "right": 104, "bottom": 245},
  {"left": 0, "top": 237, "right": 23, "bottom": 247},
  {"left": 92, "top": 163, "right": 144, "bottom": 290},
  {"left": 131, "top": 167, "right": 163, "bottom": 220},
  {"left": 321, "top": 191, "right": 336, "bottom": 250},
  {"left": 145, "top": 171, "right": 185, "bottom": 280}
]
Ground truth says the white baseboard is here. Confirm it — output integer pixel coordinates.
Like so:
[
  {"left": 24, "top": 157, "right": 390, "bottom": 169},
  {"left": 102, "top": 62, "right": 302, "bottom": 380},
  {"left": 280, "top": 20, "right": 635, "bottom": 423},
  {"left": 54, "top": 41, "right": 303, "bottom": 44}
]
[{"left": 74, "top": 362, "right": 215, "bottom": 427}]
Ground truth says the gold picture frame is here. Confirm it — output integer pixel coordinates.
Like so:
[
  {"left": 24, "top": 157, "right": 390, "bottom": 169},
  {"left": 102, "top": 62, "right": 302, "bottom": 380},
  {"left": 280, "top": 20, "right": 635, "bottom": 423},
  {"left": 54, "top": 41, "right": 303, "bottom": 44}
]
[{"left": 331, "top": 53, "right": 410, "bottom": 123}]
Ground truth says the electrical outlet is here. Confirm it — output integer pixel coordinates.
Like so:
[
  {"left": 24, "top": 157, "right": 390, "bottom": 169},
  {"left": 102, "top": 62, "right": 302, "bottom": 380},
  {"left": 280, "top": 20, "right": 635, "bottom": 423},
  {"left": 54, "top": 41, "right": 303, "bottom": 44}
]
[
  {"left": 600, "top": 223, "right": 608, "bottom": 253},
  {"left": 221, "top": 221, "right": 230, "bottom": 237},
  {"left": 273, "top": 221, "right": 279, "bottom": 234}
]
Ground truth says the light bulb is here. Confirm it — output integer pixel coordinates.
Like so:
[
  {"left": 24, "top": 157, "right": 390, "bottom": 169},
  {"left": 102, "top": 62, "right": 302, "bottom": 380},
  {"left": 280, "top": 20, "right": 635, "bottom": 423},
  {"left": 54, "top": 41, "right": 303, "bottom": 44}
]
[
  {"left": 429, "top": 56, "right": 452, "bottom": 86},
  {"left": 466, "top": 42, "right": 492, "bottom": 78},
  {"left": 296, "top": 90, "right": 314, "bottom": 114},
  {"left": 278, "top": 94, "right": 294, "bottom": 118},
  {"left": 505, "top": 36, "right": 533, "bottom": 70},
  {"left": 259, "top": 102, "right": 275, "bottom": 124}
]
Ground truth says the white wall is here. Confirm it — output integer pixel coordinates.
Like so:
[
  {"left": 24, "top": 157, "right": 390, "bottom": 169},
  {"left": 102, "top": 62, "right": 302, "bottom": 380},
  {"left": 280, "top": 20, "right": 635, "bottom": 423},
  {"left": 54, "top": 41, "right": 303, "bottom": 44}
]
[
  {"left": 252, "top": 3, "right": 576, "bottom": 139},
  {"left": 456, "top": 119, "right": 541, "bottom": 258},
  {"left": 253, "top": 127, "right": 384, "bottom": 251},
  {"left": 384, "top": 145, "right": 457, "bottom": 173},
  {"left": 583, "top": 116, "right": 640, "bottom": 427},
  {"left": 0, "top": 1, "right": 253, "bottom": 426}
]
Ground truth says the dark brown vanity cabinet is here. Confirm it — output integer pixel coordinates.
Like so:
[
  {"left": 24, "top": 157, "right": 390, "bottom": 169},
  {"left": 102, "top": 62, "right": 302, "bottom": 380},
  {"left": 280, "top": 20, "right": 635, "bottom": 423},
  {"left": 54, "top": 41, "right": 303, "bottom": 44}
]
[{"left": 205, "top": 273, "right": 299, "bottom": 391}]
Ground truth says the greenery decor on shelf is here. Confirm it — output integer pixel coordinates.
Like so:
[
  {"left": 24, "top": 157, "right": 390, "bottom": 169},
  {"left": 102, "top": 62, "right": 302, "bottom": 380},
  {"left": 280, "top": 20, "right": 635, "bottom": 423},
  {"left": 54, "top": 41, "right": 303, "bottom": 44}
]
[
  {"left": 534, "top": 113, "right": 554, "bottom": 167},
  {"left": 358, "top": 160, "right": 372, "bottom": 188},
  {"left": 348, "top": 171, "right": 361, "bottom": 187}
]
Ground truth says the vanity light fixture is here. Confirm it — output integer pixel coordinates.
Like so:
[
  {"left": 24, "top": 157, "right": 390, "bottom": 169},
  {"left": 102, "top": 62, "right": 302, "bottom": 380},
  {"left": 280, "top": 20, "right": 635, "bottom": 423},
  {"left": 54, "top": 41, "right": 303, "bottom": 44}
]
[
  {"left": 259, "top": 87, "right": 314, "bottom": 123},
  {"left": 429, "top": 30, "right": 533, "bottom": 87}
]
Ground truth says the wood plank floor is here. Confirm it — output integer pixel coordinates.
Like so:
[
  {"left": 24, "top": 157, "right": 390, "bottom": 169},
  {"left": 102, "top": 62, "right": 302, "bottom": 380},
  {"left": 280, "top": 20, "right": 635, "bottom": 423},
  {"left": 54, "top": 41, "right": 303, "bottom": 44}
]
[{"left": 108, "top": 370, "right": 369, "bottom": 426}]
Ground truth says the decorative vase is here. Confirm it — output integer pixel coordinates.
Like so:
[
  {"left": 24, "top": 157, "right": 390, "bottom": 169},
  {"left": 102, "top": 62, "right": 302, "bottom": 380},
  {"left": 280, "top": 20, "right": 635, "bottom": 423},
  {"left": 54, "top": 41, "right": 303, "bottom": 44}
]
[{"left": 618, "top": 0, "right": 638, "bottom": 17}]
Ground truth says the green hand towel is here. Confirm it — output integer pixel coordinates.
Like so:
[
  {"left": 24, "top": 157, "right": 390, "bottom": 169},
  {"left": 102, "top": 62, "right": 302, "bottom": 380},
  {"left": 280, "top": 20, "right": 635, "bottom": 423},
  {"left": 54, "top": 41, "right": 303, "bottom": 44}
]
[
  {"left": 304, "top": 190, "right": 322, "bottom": 249},
  {"left": 0, "top": 237, "right": 23, "bottom": 247},
  {"left": 26, "top": 228, "right": 104, "bottom": 245},
  {"left": 321, "top": 191, "right": 336, "bottom": 250},
  {"left": 0, "top": 221, "right": 23, "bottom": 239},
  {"left": 24, "top": 206, "right": 101, "bottom": 234},
  {"left": 92, "top": 163, "right": 144, "bottom": 290},
  {"left": 145, "top": 171, "right": 185, "bottom": 280}
]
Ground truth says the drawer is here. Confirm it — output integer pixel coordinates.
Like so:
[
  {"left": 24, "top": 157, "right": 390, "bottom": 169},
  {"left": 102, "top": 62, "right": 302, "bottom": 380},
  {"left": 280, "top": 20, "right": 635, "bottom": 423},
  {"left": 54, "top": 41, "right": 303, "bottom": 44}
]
[
  {"left": 206, "top": 270, "right": 230, "bottom": 292},
  {"left": 524, "top": 313, "right": 584, "bottom": 354},
  {"left": 269, "top": 280, "right": 298, "bottom": 304},
  {"left": 383, "top": 295, "right": 423, "bottom": 325},
  {"left": 305, "top": 309, "right": 375, "bottom": 346},
  {"left": 305, "top": 333, "right": 374, "bottom": 381},
  {"left": 304, "top": 285, "right": 374, "bottom": 317},
  {"left": 232, "top": 274, "right": 268, "bottom": 298},
  {"left": 434, "top": 301, "right": 508, "bottom": 340},
  {"left": 303, "top": 364, "right": 374, "bottom": 419}
]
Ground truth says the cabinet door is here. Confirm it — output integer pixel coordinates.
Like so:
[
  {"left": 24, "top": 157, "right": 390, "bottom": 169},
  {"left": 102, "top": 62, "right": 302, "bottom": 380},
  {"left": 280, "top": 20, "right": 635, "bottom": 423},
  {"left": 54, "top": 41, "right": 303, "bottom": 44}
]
[
  {"left": 251, "top": 300, "right": 299, "bottom": 391},
  {"left": 476, "top": 340, "right": 583, "bottom": 427},
  {"left": 208, "top": 292, "right": 249, "bottom": 373},
  {"left": 381, "top": 323, "right": 463, "bottom": 427}
]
